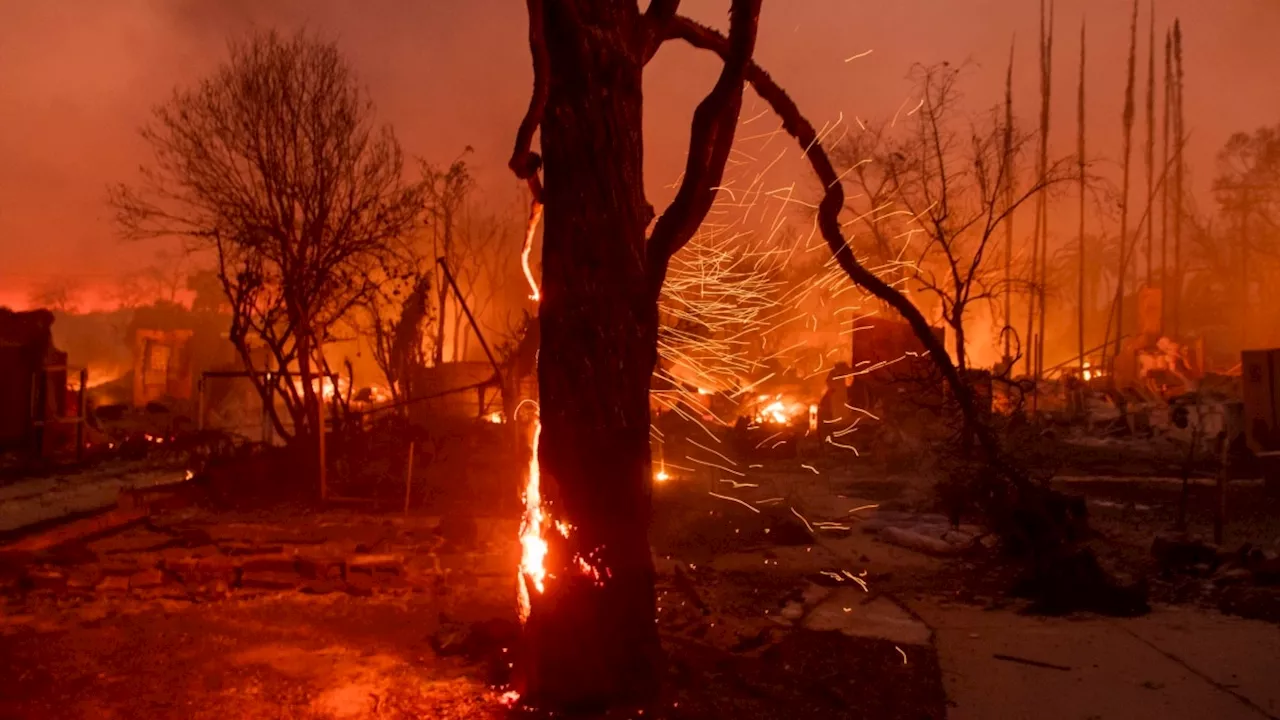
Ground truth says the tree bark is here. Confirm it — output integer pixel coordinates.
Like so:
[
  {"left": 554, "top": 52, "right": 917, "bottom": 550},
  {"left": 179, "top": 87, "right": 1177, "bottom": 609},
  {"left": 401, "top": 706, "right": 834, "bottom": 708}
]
[{"left": 517, "top": 1, "right": 661, "bottom": 708}]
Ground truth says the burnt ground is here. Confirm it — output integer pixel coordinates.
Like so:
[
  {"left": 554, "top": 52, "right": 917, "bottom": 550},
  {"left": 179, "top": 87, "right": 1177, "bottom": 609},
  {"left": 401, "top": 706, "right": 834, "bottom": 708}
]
[
  {"left": 4, "top": 425, "right": 1276, "bottom": 719},
  {"left": 0, "top": 487, "right": 948, "bottom": 720}
]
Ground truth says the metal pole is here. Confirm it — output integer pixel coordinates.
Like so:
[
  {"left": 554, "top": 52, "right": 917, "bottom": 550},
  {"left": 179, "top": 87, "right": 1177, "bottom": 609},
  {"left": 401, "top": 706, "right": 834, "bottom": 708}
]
[{"left": 436, "top": 257, "right": 505, "bottom": 386}]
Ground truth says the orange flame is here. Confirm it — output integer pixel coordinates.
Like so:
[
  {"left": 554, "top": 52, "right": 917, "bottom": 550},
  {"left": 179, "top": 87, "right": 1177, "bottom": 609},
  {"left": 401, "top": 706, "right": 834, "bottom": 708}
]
[
  {"left": 521, "top": 201, "right": 544, "bottom": 302},
  {"left": 518, "top": 418, "right": 547, "bottom": 624},
  {"left": 752, "top": 394, "right": 806, "bottom": 425}
]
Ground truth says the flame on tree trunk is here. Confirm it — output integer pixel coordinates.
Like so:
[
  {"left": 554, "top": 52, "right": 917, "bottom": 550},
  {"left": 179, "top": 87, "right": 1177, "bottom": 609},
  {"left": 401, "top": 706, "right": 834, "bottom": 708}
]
[
  {"left": 520, "top": 15, "right": 661, "bottom": 701},
  {"left": 509, "top": 0, "right": 760, "bottom": 710}
]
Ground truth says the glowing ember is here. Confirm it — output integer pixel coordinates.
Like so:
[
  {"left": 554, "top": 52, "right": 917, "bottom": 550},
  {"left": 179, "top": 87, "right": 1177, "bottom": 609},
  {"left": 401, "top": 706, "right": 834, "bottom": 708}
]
[
  {"left": 655, "top": 469, "right": 671, "bottom": 483},
  {"left": 484, "top": 411, "right": 504, "bottom": 424},
  {"left": 1081, "top": 361, "right": 1103, "bottom": 381},
  {"left": 500, "top": 690, "right": 521, "bottom": 707}
]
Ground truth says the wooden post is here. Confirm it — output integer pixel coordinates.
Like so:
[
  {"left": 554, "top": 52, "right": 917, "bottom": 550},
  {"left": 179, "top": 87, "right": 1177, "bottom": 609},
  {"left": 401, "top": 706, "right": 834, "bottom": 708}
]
[
  {"left": 1215, "top": 429, "right": 1228, "bottom": 545},
  {"left": 76, "top": 368, "right": 87, "bottom": 463},
  {"left": 318, "top": 376, "right": 328, "bottom": 503},
  {"left": 404, "top": 440, "right": 416, "bottom": 516},
  {"left": 197, "top": 375, "right": 206, "bottom": 432}
]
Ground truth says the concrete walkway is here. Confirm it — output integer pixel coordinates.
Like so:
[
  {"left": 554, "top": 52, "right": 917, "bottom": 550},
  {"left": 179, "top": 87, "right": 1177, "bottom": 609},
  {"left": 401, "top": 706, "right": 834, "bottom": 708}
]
[{"left": 908, "top": 600, "right": 1280, "bottom": 720}]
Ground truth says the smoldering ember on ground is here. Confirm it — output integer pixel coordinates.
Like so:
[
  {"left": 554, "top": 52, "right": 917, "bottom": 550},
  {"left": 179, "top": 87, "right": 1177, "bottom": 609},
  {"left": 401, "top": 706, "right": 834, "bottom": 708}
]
[{"left": 2, "top": 1, "right": 1280, "bottom": 718}]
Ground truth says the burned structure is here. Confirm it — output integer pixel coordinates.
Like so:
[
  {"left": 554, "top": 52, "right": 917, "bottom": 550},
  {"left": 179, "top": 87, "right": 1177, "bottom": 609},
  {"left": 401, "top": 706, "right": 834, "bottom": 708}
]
[{"left": 0, "top": 309, "right": 69, "bottom": 454}]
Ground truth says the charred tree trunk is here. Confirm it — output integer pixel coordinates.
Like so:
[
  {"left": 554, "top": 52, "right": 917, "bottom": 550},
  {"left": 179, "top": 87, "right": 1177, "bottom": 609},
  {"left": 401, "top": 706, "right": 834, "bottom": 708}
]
[
  {"left": 517, "top": 2, "right": 656, "bottom": 709},
  {"left": 511, "top": 2, "right": 760, "bottom": 709}
]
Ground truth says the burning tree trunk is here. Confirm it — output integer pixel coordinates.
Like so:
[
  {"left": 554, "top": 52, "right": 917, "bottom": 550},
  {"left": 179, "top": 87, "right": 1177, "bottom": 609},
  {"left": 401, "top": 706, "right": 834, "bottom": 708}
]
[
  {"left": 519, "top": 5, "right": 658, "bottom": 704},
  {"left": 510, "top": 0, "right": 760, "bottom": 709}
]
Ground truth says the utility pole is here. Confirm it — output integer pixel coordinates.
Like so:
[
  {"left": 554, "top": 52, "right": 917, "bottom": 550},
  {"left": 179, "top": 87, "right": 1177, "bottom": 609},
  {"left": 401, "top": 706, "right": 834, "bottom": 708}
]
[
  {"left": 1077, "top": 19, "right": 1087, "bottom": 372},
  {"left": 1003, "top": 39, "right": 1016, "bottom": 366},
  {"left": 1144, "top": 3, "right": 1156, "bottom": 290},
  {"left": 1172, "top": 20, "right": 1185, "bottom": 338},
  {"left": 1112, "top": 0, "right": 1140, "bottom": 372},
  {"left": 1161, "top": 29, "right": 1171, "bottom": 328}
]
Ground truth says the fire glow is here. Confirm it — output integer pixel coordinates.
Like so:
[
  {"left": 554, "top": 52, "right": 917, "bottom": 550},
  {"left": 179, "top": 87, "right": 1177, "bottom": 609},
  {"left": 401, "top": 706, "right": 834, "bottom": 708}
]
[
  {"left": 517, "top": 418, "right": 547, "bottom": 624},
  {"left": 752, "top": 394, "right": 807, "bottom": 426}
]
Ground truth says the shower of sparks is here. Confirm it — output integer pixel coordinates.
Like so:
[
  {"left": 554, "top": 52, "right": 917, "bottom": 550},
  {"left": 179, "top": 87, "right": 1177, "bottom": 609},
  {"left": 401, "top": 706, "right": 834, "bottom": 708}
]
[
  {"left": 708, "top": 491, "right": 762, "bottom": 514},
  {"left": 650, "top": 106, "right": 910, "bottom": 446}
]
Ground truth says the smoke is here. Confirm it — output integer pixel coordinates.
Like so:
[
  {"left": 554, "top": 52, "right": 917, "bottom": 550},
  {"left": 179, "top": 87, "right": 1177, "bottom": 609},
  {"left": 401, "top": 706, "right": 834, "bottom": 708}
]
[{"left": 1, "top": 0, "right": 1277, "bottom": 311}]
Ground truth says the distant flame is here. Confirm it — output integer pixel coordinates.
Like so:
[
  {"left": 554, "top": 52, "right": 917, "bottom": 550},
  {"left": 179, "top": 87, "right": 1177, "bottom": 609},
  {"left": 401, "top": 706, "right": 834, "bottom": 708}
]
[
  {"left": 485, "top": 411, "right": 504, "bottom": 424},
  {"left": 292, "top": 376, "right": 346, "bottom": 401},
  {"left": 752, "top": 394, "right": 806, "bottom": 426}
]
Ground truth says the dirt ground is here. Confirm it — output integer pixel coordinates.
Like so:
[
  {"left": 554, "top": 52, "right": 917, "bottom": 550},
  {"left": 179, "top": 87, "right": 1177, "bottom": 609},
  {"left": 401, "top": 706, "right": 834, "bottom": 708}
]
[
  {"left": 3, "top": 433, "right": 1277, "bottom": 719},
  {"left": 0, "top": 473, "right": 949, "bottom": 720}
]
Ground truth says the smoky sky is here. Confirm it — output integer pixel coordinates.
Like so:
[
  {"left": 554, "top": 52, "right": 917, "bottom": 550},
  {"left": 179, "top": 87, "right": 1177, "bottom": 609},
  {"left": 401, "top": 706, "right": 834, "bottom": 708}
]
[{"left": 2, "top": 0, "right": 1278, "bottom": 309}]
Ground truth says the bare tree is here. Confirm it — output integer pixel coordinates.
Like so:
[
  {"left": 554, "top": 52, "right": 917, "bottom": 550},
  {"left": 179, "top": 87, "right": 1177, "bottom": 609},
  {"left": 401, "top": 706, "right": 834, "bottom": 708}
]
[
  {"left": 837, "top": 63, "right": 1074, "bottom": 373},
  {"left": 111, "top": 29, "right": 424, "bottom": 446},
  {"left": 422, "top": 156, "right": 473, "bottom": 365},
  {"left": 111, "top": 249, "right": 190, "bottom": 309},
  {"left": 27, "top": 277, "right": 84, "bottom": 314}
]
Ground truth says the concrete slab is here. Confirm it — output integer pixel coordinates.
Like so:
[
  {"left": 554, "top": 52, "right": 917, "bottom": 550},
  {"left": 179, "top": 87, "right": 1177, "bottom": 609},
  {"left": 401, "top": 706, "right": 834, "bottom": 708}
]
[
  {"left": 1125, "top": 607, "right": 1280, "bottom": 719},
  {"left": 908, "top": 600, "right": 1279, "bottom": 720},
  {"left": 804, "top": 591, "right": 932, "bottom": 647}
]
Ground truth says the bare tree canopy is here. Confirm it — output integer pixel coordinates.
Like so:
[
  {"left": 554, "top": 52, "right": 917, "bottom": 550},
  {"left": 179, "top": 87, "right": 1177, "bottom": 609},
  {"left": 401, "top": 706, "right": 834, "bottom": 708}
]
[
  {"left": 837, "top": 63, "right": 1076, "bottom": 372},
  {"left": 111, "top": 28, "right": 425, "bottom": 442}
]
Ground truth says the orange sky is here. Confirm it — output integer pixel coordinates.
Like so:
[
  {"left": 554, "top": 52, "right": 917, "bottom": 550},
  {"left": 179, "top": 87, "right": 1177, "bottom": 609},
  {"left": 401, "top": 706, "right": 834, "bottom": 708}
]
[{"left": 1, "top": 0, "right": 1277, "bottom": 310}]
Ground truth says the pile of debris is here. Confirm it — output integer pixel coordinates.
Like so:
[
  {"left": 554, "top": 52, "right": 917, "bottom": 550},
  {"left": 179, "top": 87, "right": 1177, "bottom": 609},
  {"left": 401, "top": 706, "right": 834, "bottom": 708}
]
[
  {"left": 1152, "top": 531, "right": 1280, "bottom": 587},
  {"left": 0, "top": 510, "right": 519, "bottom": 620},
  {"left": 856, "top": 508, "right": 985, "bottom": 556}
]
